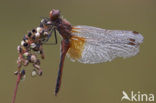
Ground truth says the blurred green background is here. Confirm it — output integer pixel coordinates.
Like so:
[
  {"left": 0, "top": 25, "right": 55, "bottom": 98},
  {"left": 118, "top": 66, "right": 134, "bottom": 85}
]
[{"left": 0, "top": 0, "right": 156, "bottom": 103}]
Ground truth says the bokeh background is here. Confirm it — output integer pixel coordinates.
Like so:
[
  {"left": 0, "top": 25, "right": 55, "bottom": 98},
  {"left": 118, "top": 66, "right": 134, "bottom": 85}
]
[{"left": 0, "top": 0, "right": 156, "bottom": 103}]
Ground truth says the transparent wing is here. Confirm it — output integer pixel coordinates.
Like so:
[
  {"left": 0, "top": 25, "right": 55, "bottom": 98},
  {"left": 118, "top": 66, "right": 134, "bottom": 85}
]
[{"left": 67, "top": 25, "right": 144, "bottom": 64}]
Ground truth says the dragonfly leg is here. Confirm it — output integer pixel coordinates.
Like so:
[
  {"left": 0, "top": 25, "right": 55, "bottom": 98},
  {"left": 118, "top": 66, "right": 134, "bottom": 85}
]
[
  {"left": 55, "top": 39, "right": 70, "bottom": 96},
  {"left": 54, "top": 29, "right": 58, "bottom": 44},
  {"left": 42, "top": 28, "right": 58, "bottom": 45}
]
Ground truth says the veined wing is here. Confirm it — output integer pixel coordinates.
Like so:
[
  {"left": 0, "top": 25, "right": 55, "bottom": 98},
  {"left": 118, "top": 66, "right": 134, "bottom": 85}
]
[{"left": 67, "top": 25, "right": 144, "bottom": 64}]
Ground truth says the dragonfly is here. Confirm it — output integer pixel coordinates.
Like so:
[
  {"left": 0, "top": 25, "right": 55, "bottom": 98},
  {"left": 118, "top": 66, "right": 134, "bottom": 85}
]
[
  {"left": 47, "top": 9, "right": 144, "bottom": 96},
  {"left": 12, "top": 9, "right": 144, "bottom": 102}
]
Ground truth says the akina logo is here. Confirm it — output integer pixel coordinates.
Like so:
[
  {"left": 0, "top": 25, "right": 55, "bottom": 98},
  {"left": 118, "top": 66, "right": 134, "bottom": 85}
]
[{"left": 121, "top": 91, "right": 154, "bottom": 102}]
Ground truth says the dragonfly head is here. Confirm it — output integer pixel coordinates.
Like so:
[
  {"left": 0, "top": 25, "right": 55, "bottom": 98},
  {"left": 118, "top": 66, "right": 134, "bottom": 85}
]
[{"left": 49, "top": 9, "right": 60, "bottom": 21}]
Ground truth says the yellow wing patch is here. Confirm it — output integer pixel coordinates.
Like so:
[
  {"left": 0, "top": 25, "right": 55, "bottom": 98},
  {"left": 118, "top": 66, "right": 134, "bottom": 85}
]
[{"left": 68, "top": 36, "right": 86, "bottom": 60}]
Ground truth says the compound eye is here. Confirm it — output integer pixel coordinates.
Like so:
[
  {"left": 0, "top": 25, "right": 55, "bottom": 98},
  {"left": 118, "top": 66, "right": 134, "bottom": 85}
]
[{"left": 49, "top": 9, "right": 60, "bottom": 21}]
